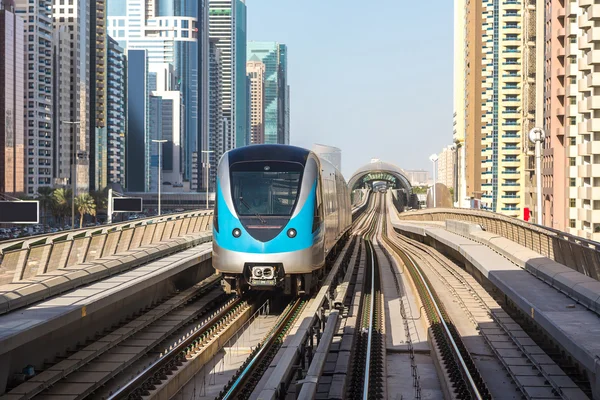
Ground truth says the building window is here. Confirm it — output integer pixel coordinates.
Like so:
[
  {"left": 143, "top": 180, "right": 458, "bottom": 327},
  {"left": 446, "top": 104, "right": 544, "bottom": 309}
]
[
  {"left": 571, "top": 37, "right": 577, "bottom": 44},
  {"left": 570, "top": 97, "right": 576, "bottom": 105},
  {"left": 570, "top": 219, "right": 576, "bottom": 228},
  {"left": 570, "top": 56, "right": 577, "bottom": 64},
  {"left": 570, "top": 198, "right": 576, "bottom": 207},
  {"left": 570, "top": 178, "right": 576, "bottom": 187},
  {"left": 570, "top": 137, "right": 576, "bottom": 145},
  {"left": 570, "top": 157, "right": 576, "bottom": 166},
  {"left": 570, "top": 77, "right": 576, "bottom": 84},
  {"left": 570, "top": 117, "right": 576, "bottom": 125}
]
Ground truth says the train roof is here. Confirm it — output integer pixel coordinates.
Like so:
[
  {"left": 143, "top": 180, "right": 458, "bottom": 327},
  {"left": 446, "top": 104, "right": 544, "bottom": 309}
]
[{"left": 227, "top": 144, "right": 311, "bottom": 166}]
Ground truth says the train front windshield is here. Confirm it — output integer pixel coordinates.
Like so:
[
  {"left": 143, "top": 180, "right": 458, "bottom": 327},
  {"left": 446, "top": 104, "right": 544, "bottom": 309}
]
[{"left": 230, "top": 161, "right": 304, "bottom": 217}]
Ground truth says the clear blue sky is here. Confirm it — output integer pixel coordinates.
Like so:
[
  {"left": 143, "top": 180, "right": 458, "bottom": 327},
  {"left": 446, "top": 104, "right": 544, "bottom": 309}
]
[{"left": 247, "top": 0, "right": 454, "bottom": 179}]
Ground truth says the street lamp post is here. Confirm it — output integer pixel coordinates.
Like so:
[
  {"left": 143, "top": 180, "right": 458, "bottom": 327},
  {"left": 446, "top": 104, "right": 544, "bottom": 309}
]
[
  {"left": 529, "top": 127, "right": 546, "bottom": 225},
  {"left": 62, "top": 120, "right": 81, "bottom": 230},
  {"left": 429, "top": 153, "right": 439, "bottom": 208},
  {"left": 450, "top": 143, "right": 458, "bottom": 206},
  {"left": 152, "top": 139, "right": 167, "bottom": 216},
  {"left": 201, "top": 150, "right": 215, "bottom": 209}
]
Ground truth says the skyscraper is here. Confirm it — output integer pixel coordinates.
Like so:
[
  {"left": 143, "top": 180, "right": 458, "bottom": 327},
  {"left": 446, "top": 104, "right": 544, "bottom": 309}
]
[
  {"left": 148, "top": 64, "right": 185, "bottom": 191},
  {"left": 0, "top": 0, "right": 25, "bottom": 195},
  {"left": 247, "top": 57, "right": 265, "bottom": 144},
  {"left": 106, "top": 37, "right": 126, "bottom": 187},
  {"left": 247, "top": 42, "right": 289, "bottom": 145},
  {"left": 208, "top": 0, "right": 248, "bottom": 152},
  {"left": 208, "top": 0, "right": 235, "bottom": 153},
  {"left": 234, "top": 0, "right": 248, "bottom": 148},
  {"left": 108, "top": 0, "right": 206, "bottom": 192},
  {"left": 126, "top": 49, "right": 148, "bottom": 192},
  {"left": 437, "top": 145, "right": 455, "bottom": 190},
  {"left": 15, "top": 0, "right": 53, "bottom": 195},
  {"left": 543, "top": 1, "right": 600, "bottom": 238},
  {"left": 53, "top": 0, "right": 91, "bottom": 195},
  {"left": 454, "top": 0, "right": 533, "bottom": 218},
  {"left": 454, "top": 0, "right": 482, "bottom": 207},
  {"left": 90, "top": 0, "right": 108, "bottom": 191},
  {"left": 208, "top": 37, "right": 224, "bottom": 190},
  {"left": 52, "top": 25, "right": 71, "bottom": 187}
]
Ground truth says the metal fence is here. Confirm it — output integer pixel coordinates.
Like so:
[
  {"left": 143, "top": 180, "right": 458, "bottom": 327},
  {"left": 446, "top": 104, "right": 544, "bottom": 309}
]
[
  {"left": 399, "top": 208, "right": 600, "bottom": 280},
  {"left": 0, "top": 211, "right": 214, "bottom": 286}
]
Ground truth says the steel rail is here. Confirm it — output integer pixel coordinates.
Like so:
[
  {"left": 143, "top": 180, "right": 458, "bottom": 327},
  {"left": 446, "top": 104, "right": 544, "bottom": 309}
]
[
  {"left": 363, "top": 240, "right": 376, "bottom": 400},
  {"left": 220, "top": 297, "right": 303, "bottom": 400},
  {"left": 381, "top": 212, "right": 484, "bottom": 400},
  {"left": 108, "top": 296, "right": 242, "bottom": 400}
]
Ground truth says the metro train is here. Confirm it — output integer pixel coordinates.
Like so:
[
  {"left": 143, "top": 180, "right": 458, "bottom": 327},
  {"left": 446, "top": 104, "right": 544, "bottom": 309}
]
[{"left": 212, "top": 144, "right": 352, "bottom": 295}]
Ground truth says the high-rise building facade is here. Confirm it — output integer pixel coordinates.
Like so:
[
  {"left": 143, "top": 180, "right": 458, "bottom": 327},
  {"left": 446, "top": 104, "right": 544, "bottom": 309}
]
[
  {"left": 208, "top": 37, "right": 224, "bottom": 190},
  {"left": 0, "top": 0, "right": 25, "bottom": 195},
  {"left": 148, "top": 63, "right": 185, "bottom": 191},
  {"left": 15, "top": 0, "right": 53, "bottom": 195},
  {"left": 90, "top": 0, "right": 108, "bottom": 191},
  {"left": 108, "top": 0, "right": 206, "bottom": 192},
  {"left": 234, "top": 0, "right": 248, "bottom": 148},
  {"left": 247, "top": 57, "right": 265, "bottom": 144},
  {"left": 542, "top": 1, "right": 600, "bottom": 238},
  {"left": 106, "top": 37, "right": 126, "bottom": 187},
  {"left": 52, "top": 0, "right": 91, "bottom": 195},
  {"left": 52, "top": 25, "right": 71, "bottom": 186},
  {"left": 455, "top": 0, "right": 535, "bottom": 218},
  {"left": 454, "top": 0, "right": 483, "bottom": 206},
  {"left": 247, "top": 42, "right": 289, "bottom": 145},
  {"left": 437, "top": 145, "right": 455, "bottom": 190},
  {"left": 126, "top": 49, "right": 148, "bottom": 192},
  {"left": 208, "top": 0, "right": 235, "bottom": 153}
]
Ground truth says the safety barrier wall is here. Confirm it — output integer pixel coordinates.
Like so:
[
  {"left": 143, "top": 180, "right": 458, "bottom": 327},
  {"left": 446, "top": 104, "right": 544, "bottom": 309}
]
[
  {"left": 0, "top": 211, "right": 214, "bottom": 285},
  {"left": 398, "top": 208, "right": 600, "bottom": 280}
]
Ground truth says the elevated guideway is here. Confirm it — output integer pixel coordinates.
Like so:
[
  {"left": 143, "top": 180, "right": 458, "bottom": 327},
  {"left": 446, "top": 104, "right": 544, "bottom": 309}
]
[{"left": 391, "top": 197, "right": 600, "bottom": 399}]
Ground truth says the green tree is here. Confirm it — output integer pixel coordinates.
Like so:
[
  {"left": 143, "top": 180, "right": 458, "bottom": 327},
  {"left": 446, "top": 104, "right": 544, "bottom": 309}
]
[
  {"left": 36, "top": 187, "right": 54, "bottom": 230},
  {"left": 90, "top": 189, "right": 108, "bottom": 223},
  {"left": 75, "top": 193, "right": 96, "bottom": 228},
  {"left": 52, "top": 188, "right": 72, "bottom": 226},
  {"left": 412, "top": 186, "right": 428, "bottom": 194}
]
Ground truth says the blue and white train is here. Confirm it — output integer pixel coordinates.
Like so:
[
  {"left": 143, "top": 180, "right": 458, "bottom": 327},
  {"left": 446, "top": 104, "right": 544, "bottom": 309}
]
[{"left": 212, "top": 144, "right": 352, "bottom": 295}]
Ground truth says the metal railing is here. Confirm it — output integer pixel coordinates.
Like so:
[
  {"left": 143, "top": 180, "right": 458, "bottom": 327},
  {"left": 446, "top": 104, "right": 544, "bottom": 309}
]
[
  {"left": 0, "top": 211, "right": 213, "bottom": 286},
  {"left": 398, "top": 208, "right": 600, "bottom": 280}
]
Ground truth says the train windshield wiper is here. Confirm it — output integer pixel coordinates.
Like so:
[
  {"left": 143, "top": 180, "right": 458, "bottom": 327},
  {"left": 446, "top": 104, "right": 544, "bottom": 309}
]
[{"left": 239, "top": 197, "right": 266, "bottom": 224}]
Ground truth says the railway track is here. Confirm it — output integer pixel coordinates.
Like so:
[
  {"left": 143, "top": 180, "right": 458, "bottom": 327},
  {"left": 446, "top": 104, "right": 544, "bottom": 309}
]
[
  {"left": 347, "top": 200, "right": 386, "bottom": 400},
  {"left": 381, "top": 198, "right": 587, "bottom": 399},
  {"left": 216, "top": 297, "right": 306, "bottom": 400},
  {"left": 106, "top": 296, "right": 251, "bottom": 400},
  {"left": 4, "top": 275, "right": 234, "bottom": 400},
  {"left": 378, "top": 199, "right": 490, "bottom": 399}
]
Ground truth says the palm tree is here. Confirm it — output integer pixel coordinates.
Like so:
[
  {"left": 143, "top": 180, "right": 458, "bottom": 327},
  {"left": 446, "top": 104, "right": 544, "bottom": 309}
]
[
  {"left": 52, "top": 188, "right": 71, "bottom": 226},
  {"left": 90, "top": 189, "right": 108, "bottom": 223},
  {"left": 75, "top": 193, "right": 96, "bottom": 228},
  {"left": 36, "top": 187, "right": 54, "bottom": 230}
]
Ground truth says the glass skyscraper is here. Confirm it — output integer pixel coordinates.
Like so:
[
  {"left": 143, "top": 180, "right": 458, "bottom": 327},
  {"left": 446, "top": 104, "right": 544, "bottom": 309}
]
[
  {"left": 234, "top": 0, "right": 248, "bottom": 148},
  {"left": 247, "top": 42, "right": 289, "bottom": 145},
  {"left": 107, "top": 0, "right": 208, "bottom": 191}
]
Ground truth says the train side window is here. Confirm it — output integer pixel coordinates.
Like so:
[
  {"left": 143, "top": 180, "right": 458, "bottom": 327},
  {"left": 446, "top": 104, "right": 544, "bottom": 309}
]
[
  {"left": 313, "top": 176, "right": 323, "bottom": 232},
  {"left": 213, "top": 191, "right": 219, "bottom": 232}
]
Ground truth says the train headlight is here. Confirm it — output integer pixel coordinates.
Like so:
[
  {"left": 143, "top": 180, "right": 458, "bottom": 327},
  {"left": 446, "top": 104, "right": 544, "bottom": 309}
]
[
  {"left": 232, "top": 228, "right": 242, "bottom": 238},
  {"left": 253, "top": 268, "right": 263, "bottom": 278},
  {"left": 287, "top": 228, "right": 297, "bottom": 238}
]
